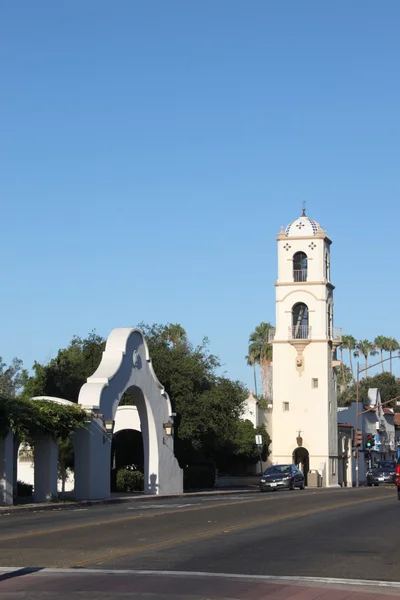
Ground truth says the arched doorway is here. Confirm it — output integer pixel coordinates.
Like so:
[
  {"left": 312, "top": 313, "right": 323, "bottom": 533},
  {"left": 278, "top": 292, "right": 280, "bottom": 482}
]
[
  {"left": 111, "top": 430, "right": 144, "bottom": 491},
  {"left": 293, "top": 447, "right": 309, "bottom": 485}
]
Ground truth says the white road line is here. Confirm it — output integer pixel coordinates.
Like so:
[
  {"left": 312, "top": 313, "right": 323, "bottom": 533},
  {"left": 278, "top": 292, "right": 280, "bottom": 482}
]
[
  {"left": 0, "top": 568, "right": 399, "bottom": 590},
  {"left": 127, "top": 503, "right": 195, "bottom": 510}
]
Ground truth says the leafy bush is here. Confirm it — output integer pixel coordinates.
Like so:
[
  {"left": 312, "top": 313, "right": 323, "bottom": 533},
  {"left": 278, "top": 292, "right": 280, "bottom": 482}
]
[
  {"left": 116, "top": 468, "right": 144, "bottom": 492},
  {"left": 0, "top": 395, "right": 88, "bottom": 442},
  {"left": 184, "top": 462, "right": 216, "bottom": 491},
  {"left": 17, "top": 480, "right": 33, "bottom": 497}
]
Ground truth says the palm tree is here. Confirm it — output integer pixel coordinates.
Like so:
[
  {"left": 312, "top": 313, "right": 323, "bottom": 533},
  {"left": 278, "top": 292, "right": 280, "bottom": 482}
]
[
  {"left": 385, "top": 337, "right": 399, "bottom": 374},
  {"left": 374, "top": 336, "right": 388, "bottom": 372},
  {"left": 354, "top": 340, "right": 377, "bottom": 377},
  {"left": 165, "top": 323, "right": 187, "bottom": 347},
  {"left": 246, "top": 353, "right": 258, "bottom": 398},
  {"left": 341, "top": 335, "right": 357, "bottom": 378},
  {"left": 338, "top": 340, "right": 345, "bottom": 383},
  {"left": 247, "top": 322, "right": 273, "bottom": 401},
  {"left": 337, "top": 364, "right": 353, "bottom": 395}
]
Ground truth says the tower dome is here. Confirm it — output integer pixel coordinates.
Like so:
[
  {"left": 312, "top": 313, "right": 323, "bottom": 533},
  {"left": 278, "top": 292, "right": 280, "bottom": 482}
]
[{"left": 285, "top": 209, "right": 322, "bottom": 237}]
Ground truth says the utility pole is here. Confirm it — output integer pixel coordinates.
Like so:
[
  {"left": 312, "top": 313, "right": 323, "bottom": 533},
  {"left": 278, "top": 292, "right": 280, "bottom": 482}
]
[{"left": 355, "top": 363, "right": 360, "bottom": 487}]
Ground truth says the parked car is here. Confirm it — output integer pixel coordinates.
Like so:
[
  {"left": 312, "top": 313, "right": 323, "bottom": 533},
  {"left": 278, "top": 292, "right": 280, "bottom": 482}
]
[
  {"left": 366, "top": 460, "right": 396, "bottom": 486},
  {"left": 396, "top": 458, "right": 400, "bottom": 500},
  {"left": 259, "top": 464, "right": 305, "bottom": 492}
]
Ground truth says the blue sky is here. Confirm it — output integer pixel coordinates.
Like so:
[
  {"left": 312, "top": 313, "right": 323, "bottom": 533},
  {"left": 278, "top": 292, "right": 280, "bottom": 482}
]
[{"left": 1, "top": 1, "right": 400, "bottom": 389}]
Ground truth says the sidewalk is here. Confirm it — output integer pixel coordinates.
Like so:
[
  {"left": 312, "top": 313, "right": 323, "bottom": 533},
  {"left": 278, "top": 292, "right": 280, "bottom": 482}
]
[{"left": 0, "top": 568, "right": 399, "bottom": 599}]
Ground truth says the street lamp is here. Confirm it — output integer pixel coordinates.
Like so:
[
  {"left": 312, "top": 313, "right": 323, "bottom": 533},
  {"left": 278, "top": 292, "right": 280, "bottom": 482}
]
[
  {"left": 355, "top": 355, "right": 400, "bottom": 486},
  {"left": 163, "top": 419, "right": 174, "bottom": 436},
  {"left": 103, "top": 419, "right": 115, "bottom": 435}
]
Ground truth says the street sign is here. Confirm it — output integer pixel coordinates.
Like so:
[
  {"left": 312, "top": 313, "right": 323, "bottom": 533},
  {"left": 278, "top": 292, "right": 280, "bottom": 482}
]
[{"left": 255, "top": 434, "right": 263, "bottom": 446}]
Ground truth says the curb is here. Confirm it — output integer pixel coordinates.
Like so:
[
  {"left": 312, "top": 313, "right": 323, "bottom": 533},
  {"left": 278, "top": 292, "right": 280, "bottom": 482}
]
[{"left": 0, "top": 487, "right": 259, "bottom": 515}]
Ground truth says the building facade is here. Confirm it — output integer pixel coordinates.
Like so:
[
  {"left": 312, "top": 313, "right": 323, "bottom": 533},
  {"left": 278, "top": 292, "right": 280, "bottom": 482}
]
[
  {"left": 269, "top": 210, "right": 341, "bottom": 486},
  {"left": 338, "top": 398, "right": 397, "bottom": 484}
]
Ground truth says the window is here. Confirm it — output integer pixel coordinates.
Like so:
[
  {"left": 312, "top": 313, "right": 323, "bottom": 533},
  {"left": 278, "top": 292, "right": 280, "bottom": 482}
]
[
  {"left": 292, "top": 303, "right": 309, "bottom": 339},
  {"left": 329, "top": 401, "right": 332, "bottom": 413},
  {"left": 312, "top": 378, "right": 318, "bottom": 388},
  {"left": 325, "top": 252, "right": 330, "bottom": 281},
  {"left": 293, "top": 252, "right": 308, "bottom": 282},
  {"left": 283, "top": 402, "right": 289, "bottom": 411},
  {"left": 331, "top": 458, "right": 336, "bottom": 476}
]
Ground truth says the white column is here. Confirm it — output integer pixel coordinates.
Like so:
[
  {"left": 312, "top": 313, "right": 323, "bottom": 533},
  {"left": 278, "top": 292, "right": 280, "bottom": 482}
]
[
  {"left": 0, "top": 431, "right": 14, "bottom": 505},
  {"left": 72, "top": 420, "right": 111, "bottom": 501},
  {"left": 34, "top": 436, "right": 58, "bottom": 502}
]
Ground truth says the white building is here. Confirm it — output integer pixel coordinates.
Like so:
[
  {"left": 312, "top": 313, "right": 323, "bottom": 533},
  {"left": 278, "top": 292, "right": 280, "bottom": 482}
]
[
  {"left": 241, "top": 391, "right": 260, "bottom": 428},
  {"left": 269, "top": 209, "right": 341, "bottom": 486},
  {"left": 338, "top": 394, "right": 397, "bottom": 485}
]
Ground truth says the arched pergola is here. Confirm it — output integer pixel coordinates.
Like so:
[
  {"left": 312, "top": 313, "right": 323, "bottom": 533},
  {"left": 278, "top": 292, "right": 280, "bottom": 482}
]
[{"left": 0, "top": 328, "right": 183, "bottom": 505}]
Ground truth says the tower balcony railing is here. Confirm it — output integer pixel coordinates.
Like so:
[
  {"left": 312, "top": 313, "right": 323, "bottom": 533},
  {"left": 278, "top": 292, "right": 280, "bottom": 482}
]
[
  {"left": 293, "top": 269, "right": 307, "bottom": 283},
  {"left": 328, "top": 327, "right": 342, "bottom": 342},
  {"left": 289, "top": 325, "right": 311, "bottom": 340},
  {"left": 267, "top": 328, "right": 276, "bottom": 343}
]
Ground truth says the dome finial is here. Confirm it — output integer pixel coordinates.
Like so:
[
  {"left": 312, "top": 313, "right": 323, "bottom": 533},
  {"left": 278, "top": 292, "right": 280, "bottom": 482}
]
[{"left": 302, "top": 201, "right": 306, "bottom": 217}]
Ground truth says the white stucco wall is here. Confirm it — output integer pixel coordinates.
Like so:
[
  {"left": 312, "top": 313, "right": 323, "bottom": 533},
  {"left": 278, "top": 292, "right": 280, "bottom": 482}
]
[
  {"left": 77, "top": 328, "right": 183, "bottom": 499},
  {"left": 15, "top": 405, "right": 144, "bottom": 496},
  {"left": 114, "top": 405, "right": 141, "bottom": 434},
  {"left": 241, "top": 392, "right": 259, "bottom": 428}
]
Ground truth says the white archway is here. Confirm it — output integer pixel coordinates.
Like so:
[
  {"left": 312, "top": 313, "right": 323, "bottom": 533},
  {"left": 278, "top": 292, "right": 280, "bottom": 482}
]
[{"left": 75, "top": 328, "right": 183, "bottom": 499}]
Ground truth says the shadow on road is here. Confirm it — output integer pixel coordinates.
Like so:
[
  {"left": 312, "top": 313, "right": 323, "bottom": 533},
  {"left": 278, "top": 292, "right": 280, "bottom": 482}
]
[{"left": 0, "top": 567, "right": 43, "bottom": 582}]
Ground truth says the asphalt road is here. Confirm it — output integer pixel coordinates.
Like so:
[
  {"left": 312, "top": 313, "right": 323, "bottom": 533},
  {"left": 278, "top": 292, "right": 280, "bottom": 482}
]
[{"left": 0, "top": 486, "right": 397, "bottom": 583}]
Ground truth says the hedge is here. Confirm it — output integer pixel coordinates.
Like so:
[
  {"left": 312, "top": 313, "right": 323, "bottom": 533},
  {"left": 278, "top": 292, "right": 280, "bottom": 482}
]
[{"left": 116, "top": 468, "right": 144, "bottom": 492}]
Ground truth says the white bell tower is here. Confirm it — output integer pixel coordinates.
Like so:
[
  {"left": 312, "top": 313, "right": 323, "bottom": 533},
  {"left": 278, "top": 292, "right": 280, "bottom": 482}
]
[{"left": 270, "top": 208, "right": 340, "bottom": 487}]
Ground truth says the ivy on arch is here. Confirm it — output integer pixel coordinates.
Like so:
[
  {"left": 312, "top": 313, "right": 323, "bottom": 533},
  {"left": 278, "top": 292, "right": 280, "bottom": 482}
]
[{"left": 0, "top": 395, "right": 88, "bottom": 442}]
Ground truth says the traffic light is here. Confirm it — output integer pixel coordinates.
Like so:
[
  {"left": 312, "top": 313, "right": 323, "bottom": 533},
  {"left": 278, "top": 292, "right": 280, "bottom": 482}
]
[
  {"left": 366, "top": 433, "right": 374, "bottom": 449},
  {"left": 354, "top": 429, "right": 363, "bottom": 447}
]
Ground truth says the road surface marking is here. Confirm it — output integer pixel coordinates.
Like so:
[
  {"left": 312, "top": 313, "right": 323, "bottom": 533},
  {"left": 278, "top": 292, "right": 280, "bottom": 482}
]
[
  {"left": 0, "top": 490, "right": 391, "bottom": 546},
  {"left": 0, "top": 567, "right": 398, "bottom": 591},
  {"left": 59, "top": 493, "right": 393, "bottom": 569},
  {"left": 127, "top": 503, "right": 195, "bottom": 510}
]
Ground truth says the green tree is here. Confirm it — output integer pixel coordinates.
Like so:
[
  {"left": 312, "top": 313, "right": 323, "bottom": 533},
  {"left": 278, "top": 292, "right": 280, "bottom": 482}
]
[
  {"left": 163, "top": 323, "right": 187, "bottom": 347},
  {"left": 22, "top": 331, "right": 106, "bottom": 402},
  {"left": 215, "top": 420, "right": 271, "bottom": 475},
  {"left": 232, "top": 420, "right": 271, "bottom": 460},
  {"left": 338, "top": 372, "right": 400, "bottom": 407},
  {"left": 0, "top": 358, "right": 28, "bottom": 397},
  {"left": 341, "top": 335, "right": 357, "bottom": 378},
  {"left": 337, "top": 364, "right": 353, "bottom": 396},
  {"left": 247, "top": 322, "right": 273, "bottom": 401},
  {"left": 58, "top": 438, "right": 75, "bottom": 494},
  {"left": 354, "top": 340, "right": 377, "bottom": 377},
  {"left": 374, "top": 336, "right": 388, "bottom": 372},
  {"left": 385, "top": 337, "right": 399, "bottom": 374},
  {"left": 139, "top": 323, "right": 247, "bottom": 466}
]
